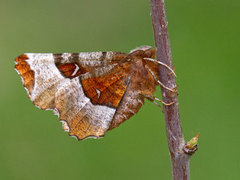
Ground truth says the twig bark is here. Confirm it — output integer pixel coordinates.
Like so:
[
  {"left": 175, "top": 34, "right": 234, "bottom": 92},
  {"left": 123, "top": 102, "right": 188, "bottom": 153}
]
[{"left": 149, "top": 0, "right": 198, "bottom": 179}]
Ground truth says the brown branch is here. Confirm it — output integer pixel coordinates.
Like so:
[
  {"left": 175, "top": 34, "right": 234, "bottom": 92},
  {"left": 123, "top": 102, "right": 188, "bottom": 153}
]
[{"left": 149, "top": 0, "right": 198, "bottom": 179}]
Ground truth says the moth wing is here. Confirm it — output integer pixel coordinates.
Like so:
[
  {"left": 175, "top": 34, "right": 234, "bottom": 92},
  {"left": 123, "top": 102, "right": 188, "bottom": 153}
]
[
  {"left": 55, "top": 62, "right": 131, "bottom": 140},
  {"left": 15, "top": 52, "right": 128, "bottom": 140}
]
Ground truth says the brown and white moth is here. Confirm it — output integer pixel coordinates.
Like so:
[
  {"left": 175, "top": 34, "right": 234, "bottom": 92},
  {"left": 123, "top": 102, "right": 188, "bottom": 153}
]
[{"left": 15, "top": 46, "right": 173, "bottom": 140}]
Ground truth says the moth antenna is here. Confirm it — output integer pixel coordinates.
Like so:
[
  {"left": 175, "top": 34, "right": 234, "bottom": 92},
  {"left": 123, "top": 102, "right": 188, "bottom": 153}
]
[
  {"left": 143, "top": 57, "right": 176, "bottom": 77},
  {"left": 145, "top": 65, "right": 177, "bottom": 93}
]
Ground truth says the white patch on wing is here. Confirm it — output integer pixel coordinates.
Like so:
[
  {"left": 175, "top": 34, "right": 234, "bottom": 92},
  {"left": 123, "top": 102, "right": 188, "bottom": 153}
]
[
  {"left": 55, "top": 51, "right": 121, "bottom": 68},
  {"left": 61, "top": 53, "right": 72, "bottom": 63},
  {"left": 79, "top": 52, "right": 104, "bottom": 60},
  {"left": 96, "top": 88, "right": 101, "bottom": 99},
  {"left": 80, "top": 63, "right": 117, "bottom": 80},
  {"left": 25, "top": 53, "right": 65, "bottom": 101},
  {"left": 71, "top": 63, "right": 79, "bottom": 76},
  {"left": 77, "top": 52, "right": 117, "bottom": 67}
]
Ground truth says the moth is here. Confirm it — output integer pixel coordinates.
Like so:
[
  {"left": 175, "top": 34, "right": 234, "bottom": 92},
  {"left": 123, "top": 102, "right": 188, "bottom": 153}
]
[{"left": 15, "top": 46, "right": 175, "bottom": 140}]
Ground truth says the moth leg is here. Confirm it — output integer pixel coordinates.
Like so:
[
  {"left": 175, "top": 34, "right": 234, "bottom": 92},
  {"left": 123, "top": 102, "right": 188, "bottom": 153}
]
[
  {"left": 144, "top": 57, "right": 176, "bottom": 77},
  {"left": 145, "top": 95, "right": 174, "bottom": 106},
  {"left": 145, "top": 65, "right": 177, "bottom": 93},
  {"left": 153, "top": 96, "right": 175, "bottom": 106},
  {"left": 143, "top": 95, "right": 174, "bottom": 112},
  {"left": 142, "top": 94, "right": 163, "bottom": 111},
  {"left": 168, "top": 66, "right": 176, "bottom": 76}
]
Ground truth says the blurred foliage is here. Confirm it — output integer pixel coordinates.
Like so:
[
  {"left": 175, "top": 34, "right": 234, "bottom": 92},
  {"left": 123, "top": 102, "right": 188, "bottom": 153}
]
[{"left": 0, "top": 0, "right": 240, "bottom": 179}]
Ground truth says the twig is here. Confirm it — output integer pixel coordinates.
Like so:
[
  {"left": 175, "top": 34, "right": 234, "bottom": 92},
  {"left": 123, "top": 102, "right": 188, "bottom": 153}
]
[{"left": 149, "top": 0, "right": 198, "bottom": 179}]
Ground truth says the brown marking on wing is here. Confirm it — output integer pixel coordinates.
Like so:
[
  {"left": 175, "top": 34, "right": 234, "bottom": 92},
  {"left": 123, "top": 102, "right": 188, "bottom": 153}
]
[
  {"left": 15, "top": 54, "right": 35, "bottom": 94},
  {"left": 57, "top": 63, "right": 76, "bottom": 77},
  {"left": 56, "top": 63, "right": 88, "bottom": 78},
  {"left": 81, "top": 63, "right": 130, "bottom": 108}
]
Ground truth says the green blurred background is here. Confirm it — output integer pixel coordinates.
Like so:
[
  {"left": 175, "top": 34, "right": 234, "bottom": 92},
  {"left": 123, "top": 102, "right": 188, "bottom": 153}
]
[{"left": 1, "top": 0, "right": 240, "bottom": 179}]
